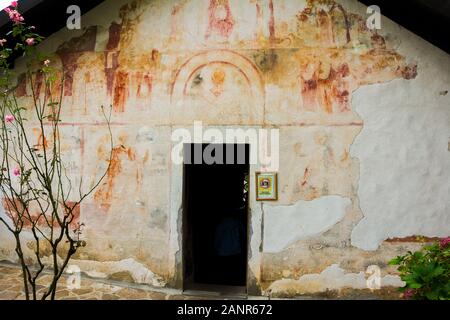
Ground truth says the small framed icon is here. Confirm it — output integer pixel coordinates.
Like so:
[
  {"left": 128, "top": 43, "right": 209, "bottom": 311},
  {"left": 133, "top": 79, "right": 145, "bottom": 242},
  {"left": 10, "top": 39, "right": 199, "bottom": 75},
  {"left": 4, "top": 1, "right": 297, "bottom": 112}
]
[{"left": 255, "top": 172, "right": 278, "bottom": 201}]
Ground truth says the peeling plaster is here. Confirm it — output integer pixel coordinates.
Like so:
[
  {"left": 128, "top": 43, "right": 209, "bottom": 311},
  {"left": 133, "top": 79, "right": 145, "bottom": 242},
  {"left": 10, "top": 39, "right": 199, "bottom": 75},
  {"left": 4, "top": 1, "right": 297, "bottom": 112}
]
[
  {"left": 349, "top": 24, "right": 450, "bottom": 250},
  {"left": 45, "top": 257, "right": 166, "bottom": 287},
  {"left": 263, "top": 196, "right": 351, "bottom": 253},
  {"left": 266, "top": 264, "right": 404, "bottom": 295}
]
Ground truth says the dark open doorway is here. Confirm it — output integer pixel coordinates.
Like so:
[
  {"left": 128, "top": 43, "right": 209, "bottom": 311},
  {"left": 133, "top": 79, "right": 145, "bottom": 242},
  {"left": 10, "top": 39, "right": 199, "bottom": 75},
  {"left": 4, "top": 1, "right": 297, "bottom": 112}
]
[{"left": 182, "top": 144, "right": 249, "bottom": 291}]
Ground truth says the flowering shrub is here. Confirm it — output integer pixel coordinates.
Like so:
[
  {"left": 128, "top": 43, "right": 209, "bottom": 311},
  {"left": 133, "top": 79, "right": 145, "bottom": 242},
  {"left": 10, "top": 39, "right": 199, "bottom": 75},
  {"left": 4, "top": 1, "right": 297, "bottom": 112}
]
[
  {"left": 4, "top": 2, "right": 23, "bottom": 25},
  {"left": 0, "top": 1, "right": 112, "bottom": 300},
  {"left": 389, "top": 237, "right": 450, "bottom": 300}
]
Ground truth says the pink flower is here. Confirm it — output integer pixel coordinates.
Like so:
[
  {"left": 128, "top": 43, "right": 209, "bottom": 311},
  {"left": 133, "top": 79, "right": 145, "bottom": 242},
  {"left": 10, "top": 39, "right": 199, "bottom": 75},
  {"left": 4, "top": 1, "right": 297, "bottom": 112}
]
[
  {"left": 25, "top": 38, "right": 35, "bottom": 46},
  {"left": 4, "top": 114, "right": 14, "bottom": 123},
  {"left": 403, "top": 288, "right": 415, "bottom": 300},
  {"left": 10, "top": 1, "right": 18, "bottom": 7},
  {"left": 4, "top": 8, "right": 24, "bottom": 24},
  {"left": 13, "top": 167, "right": 20, "bottom": 176},
  {"left": 440, "top": 237, "right": 450, "bottom": 248},
  {"left": 43, "top": 59, "right": 50, "bottom": 66},
  {"left": 0, "top": 39, "right": 6, "bottom": 46}
]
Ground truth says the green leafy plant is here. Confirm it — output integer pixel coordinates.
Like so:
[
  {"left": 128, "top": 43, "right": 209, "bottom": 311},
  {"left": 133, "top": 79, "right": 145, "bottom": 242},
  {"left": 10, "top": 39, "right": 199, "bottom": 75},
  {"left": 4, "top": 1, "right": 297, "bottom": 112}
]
[{"left": 389, "top": 237, "right": 450, "bottom": 300}]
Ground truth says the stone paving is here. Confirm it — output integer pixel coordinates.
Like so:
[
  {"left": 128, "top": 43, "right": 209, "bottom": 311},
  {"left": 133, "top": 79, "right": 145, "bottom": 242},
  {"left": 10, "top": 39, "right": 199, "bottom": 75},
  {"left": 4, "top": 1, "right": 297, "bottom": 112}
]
[
  {"left": 0, "top": 264, "right": 219, "bottom": 300},
  {"left": 0, "top": 264, "right": 390, "bottom": 300}
]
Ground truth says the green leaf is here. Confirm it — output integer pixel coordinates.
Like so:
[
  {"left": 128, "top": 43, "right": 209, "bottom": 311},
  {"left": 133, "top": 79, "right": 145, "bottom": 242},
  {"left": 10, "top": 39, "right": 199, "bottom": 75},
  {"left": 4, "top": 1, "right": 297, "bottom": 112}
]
[
  {"left": 389, "top": 257, "right": 402, "bottom": 265},
  {"left": 408, "top": 283, "right": 423, "bottom": 289},
  {"left": 431, "top": 266, "right": 444, "bottom": 277}
]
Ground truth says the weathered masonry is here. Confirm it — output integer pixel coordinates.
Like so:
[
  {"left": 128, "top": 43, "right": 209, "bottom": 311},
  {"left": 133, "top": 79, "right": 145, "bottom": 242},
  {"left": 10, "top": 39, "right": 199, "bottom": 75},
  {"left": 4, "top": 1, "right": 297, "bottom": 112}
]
[{"left": 0, "top": 0, "right": 449, "bottom": 298}]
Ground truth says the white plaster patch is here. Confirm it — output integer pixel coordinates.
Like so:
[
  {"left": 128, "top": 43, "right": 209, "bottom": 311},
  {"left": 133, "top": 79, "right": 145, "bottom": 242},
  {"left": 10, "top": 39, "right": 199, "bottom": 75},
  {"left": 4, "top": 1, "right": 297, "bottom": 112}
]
[
  {"left": 267, "top": 264, "right": 404, "bottom": 295},
  {"left": 263, "top": 195, "right": 351, "bottom": 253},
  {"left": 350, "top": 38, "right": 450, "bottom": 250},
  {"left": 43, "top": 257, "right": 165, "bottom": 287}
]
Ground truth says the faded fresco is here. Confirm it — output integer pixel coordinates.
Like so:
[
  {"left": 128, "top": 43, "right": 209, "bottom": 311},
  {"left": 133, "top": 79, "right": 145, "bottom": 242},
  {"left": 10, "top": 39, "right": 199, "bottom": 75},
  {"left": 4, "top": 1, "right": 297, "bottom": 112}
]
[{"left": 1, "top": 0, "right": 449, "bottom": 298}]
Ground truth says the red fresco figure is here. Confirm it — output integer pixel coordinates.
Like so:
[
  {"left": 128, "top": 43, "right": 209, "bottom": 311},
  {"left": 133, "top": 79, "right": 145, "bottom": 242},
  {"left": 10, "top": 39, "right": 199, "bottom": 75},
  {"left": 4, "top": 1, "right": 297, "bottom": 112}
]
[
  {"left": 205, "top": 0, "right": 235, "bottom": 40},
  {"left": 299, "top": 61, "right": 320, "bottom": 112},
  {"left": 94, "top": 135, "right": 136, "bottom": 212},
  {"left": 331, "top": 63, "right": 351, "bottom": 112},
  {"left": 136, "top": 72, "right": 152, "bottom": 99}
]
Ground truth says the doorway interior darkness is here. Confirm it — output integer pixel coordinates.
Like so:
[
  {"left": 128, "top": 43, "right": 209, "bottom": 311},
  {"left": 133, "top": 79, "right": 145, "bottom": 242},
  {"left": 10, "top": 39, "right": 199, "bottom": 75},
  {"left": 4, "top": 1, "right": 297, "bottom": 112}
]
[{"left": 182, "top": 144, "right": 249, "bottom": 288}]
